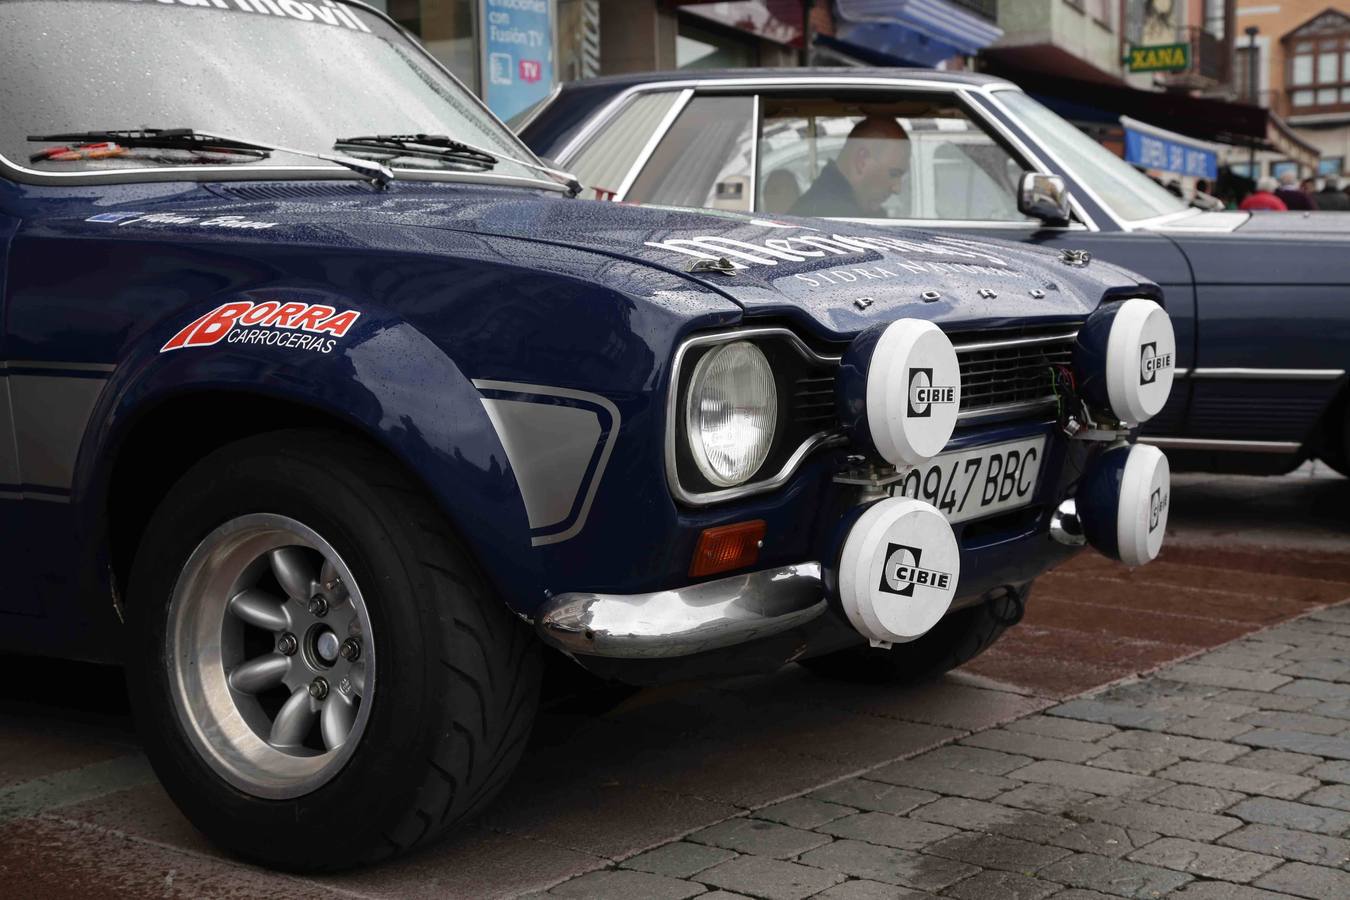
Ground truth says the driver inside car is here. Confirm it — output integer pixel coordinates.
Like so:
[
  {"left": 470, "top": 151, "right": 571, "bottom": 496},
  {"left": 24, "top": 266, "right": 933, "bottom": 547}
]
[{"left": 791, "top": 115, "right": 910, "bottom": 219}]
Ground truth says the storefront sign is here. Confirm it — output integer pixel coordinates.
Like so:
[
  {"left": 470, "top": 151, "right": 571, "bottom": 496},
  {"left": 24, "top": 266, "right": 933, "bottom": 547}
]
[
  {"left": 1124, "top": 125, "right": 1217, "bottom": 179},
  {"left": 1125, "top": 42, "right": 1190, "bottom": 73},
  {"left": 480, "top": 0, "right": 554, "bottom": 123}
]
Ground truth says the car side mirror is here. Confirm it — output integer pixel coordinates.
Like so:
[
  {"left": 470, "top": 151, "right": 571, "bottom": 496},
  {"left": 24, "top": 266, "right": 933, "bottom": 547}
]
[{"left": 1018, "top": 172, "right": 1072, "bottom": 226}]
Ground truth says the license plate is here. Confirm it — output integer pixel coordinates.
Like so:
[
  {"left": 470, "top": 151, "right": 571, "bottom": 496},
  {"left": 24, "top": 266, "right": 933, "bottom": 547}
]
[{"left": 891, "top": 436, "right": 1047, "bottom": 525}]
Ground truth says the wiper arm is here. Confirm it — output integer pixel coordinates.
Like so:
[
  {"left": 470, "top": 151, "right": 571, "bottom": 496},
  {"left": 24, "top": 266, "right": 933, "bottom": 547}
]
[
  {"left": 335, "top": 133, "right": 581, "bottom": 197},
  {"left": 28, "top": 128, "right": 394, "bottom": 188}
]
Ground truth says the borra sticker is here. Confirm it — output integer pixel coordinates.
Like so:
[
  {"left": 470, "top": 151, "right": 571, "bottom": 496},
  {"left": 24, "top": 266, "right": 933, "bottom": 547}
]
[{"left": 162, "top": 300, "right": 361, "bottom": 355}]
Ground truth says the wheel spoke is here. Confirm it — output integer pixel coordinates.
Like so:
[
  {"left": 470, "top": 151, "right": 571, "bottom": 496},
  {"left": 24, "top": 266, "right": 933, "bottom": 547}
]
[
  {"left": 228, "top": 653, "right": 290, "bottom": 694},
  {"left": 270, "top": 547, "right": 316, "bottom": 600},
  {"left": 228, "top": 589, "right": 289, "bottom": 631},
  {"left": 319, "top": 558, "right": 349, "bottom": 605},
  {"left": 320, "top": 694, "right": 356, "bottom": 751},
  {"left": 348, "top": 662, "right": 367, "bottom": 697},
  {"left": 269, "top": 686, "right": 317, "bottom": 748}
]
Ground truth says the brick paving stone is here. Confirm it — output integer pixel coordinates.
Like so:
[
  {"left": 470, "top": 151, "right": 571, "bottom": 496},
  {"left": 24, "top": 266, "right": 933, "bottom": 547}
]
[
  {"left": 1005, "top": 715, "right": 1118, "bottom": 743},
  {"left": 1228, "top": 749, "right": 1321, "bottom": 775},
  {"left": 946, "top": 870, "right": 1061, "bottom": 900},
  {"left": 1188, "top": 651, "right": 1285, "bottom": 673},
  {"left": 909, "top": 796, "right": 1074, "bottom": 842},
  {"left": 1218, "top": 824, "right": 1350, "bottom": 868},
  {"left": 808, "top": 780, "right": 938, "bottom": 816},
  {"left": 1048, "top": 700, "right": 1172, "bottom": 731},
  {"left": 1235, "top": 728, "right": 1350, "bottom": 760},
  {"left": 1227, "top": 796, "right": 1350, "bottom": 835},
  {"left": 1036, "top": 852, "right": 1193, "bottom": 898},
  {"left": 1162, "top": 716, "right": 1255, "bottom": 742},
  {"left": 910, "top": 744, "right": 1032, "bottom": 776},
  {"left": 1074, "top": 797, "right": 1242, "bottom": 840},
  {"left": 1125, "top": 837, "right": 1282, "bottom": 882},
  {"left": 1275, "top": 679, "right": 1347, "bottom": 700},
  {"left": 817, "top": 812, "right": 956, "bottom": 851},
  {"left": 1048, "top": 891, "right": 1119, "bottom": 900},
  {"left": 1306, "top": 759, "right": 1350, "bottom": 783},
  {"left": 1162, "top": 664, "right": 1293, "bottom": 693},
  {"left": 1100, "top": 730, "right": 1248, "bottom": 763},
  {"left": 622, "top": 842, "right": 737, "bottom": 879},
  {"left": 813, "top": 880, "right": 936, "bottom": 899},
  {"left": 755, "top": 798, "right": 855, "bottom": 830},
  {"left": 547, "top": 869, "right": 705, "bottom": 900},
  {"left": 1253, "top": 861, "right": 1350, "bottom": 899},
  {"left": 1099, "top": 680, "right": 1223, "bottom": 706},
  {"left": 1211, "top": 690, "right": 1318, "bottom": 712},
  {"left": 1307, "top": 699, "right": 1350, "bottom": 720},
  {"left": 997, "top": 783, "right": 1097, "bottom": 815},
  {"left": 1008, "top": 760, "right": 1171, "bottom": 799},
  {"left": 1278, "top": 661, "right": 1350, "bottom": 683},
  {"left": 924, "top": 831, "right": 1071, "bottom": 873},
  {"left": 698, "top": 893, "right": 754, "bottom": 900},
  {"left": 798, "top": 839, "right": 979, "bottom": 893},
  {"left": 1239, "top": 710, "right": 1349, "bottom": 736},
  {"left": 1172, "top": 882, "right": 1303, "bottom": 900},
  {"left": 1043, "top": 823, "right": 1160, "bottom": 859},
  {"left": 1088, "top": 749, "right": 1180, "bottom": 775},
  {"left": 1145, "top": 783, "right": 1244, "bottom": 814},
  {"left": 962, "top": 730, "right": 1107, "bottom": 764},
  {"left": 689, "top": 817, "right": 831, "bottom": 860},
  {"left": 698, "top": 855, "right": 844, "bottom": 900},
  {"left": 1155, "top": 761, "right": 1319, "bottom": 799},
  {"left": 866, "top": 759, "right": 1014, "bottom": 800},
  {"left": 1298, "top": 783, "right": 1350, "bottom": 811},
  {"left": 1152, "top": 696, "right": 1258, "bottom": 720}
]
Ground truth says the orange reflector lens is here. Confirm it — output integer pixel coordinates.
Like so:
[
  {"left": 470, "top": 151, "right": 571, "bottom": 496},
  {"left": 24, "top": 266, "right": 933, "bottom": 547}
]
[{"left": 689, "top": 520, "right": 766, "bottom": 578}]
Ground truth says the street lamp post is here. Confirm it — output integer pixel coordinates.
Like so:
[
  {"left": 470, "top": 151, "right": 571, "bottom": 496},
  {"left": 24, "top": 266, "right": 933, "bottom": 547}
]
[{"left": 1246, "top": 25, "right": 1259, "bottom": 183}]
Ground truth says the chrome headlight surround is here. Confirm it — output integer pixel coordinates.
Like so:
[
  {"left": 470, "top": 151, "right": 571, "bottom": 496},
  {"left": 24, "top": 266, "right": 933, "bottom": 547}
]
[{"left": 667, "top": 327, "right": 843, "bottom": 506}]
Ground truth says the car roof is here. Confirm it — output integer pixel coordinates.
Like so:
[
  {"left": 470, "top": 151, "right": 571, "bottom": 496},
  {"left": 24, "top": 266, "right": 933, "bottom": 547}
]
[{"left": 559, "top": 67, "right": 1012, "bottom": 92}]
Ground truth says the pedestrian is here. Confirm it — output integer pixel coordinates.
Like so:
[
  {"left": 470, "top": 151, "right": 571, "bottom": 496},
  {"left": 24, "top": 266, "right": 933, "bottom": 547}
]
[
  {"left": 1315, "top": 176, "right": 1350, "bottom": 210},
  {"left": 1275, "top": 172, "right": 1317, "bottom": 210},
  {"left": 1240, "top": 176, "right": 1289, "bottom": 211}
]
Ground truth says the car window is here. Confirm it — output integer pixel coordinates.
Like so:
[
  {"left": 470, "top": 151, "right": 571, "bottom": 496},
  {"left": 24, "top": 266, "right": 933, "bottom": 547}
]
[
  {"left": 625, "top": 95, "right": 755, "bottom": 211},
  {"left": 757, "top": 94, "right": 1033, "bottom": 222},
  {"left": 565, "top": 91, "right": 685, "bottom": 200}
]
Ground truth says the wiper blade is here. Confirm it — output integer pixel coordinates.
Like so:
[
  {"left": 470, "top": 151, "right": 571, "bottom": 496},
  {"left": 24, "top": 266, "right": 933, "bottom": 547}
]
[
  {"left": 335, "top": 133, "right": 581, "bottom": 197},
  {"left": 28, "top": 128, "right": 394, "bottom": 187}
]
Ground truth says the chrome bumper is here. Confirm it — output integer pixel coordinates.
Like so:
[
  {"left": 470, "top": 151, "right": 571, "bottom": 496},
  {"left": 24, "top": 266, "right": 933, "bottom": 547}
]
[{"left": 537, "top": 563, "right": 827, "bottom": 659}]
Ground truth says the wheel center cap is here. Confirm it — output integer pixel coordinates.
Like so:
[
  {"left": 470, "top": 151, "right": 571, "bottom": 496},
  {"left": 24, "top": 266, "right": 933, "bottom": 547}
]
[{"left": 315, "top": 629, "right": 341, "bottom": 664}]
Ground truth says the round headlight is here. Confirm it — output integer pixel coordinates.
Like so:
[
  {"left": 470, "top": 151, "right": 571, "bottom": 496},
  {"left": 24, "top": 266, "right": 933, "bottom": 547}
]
[{"left": 685, "top": 341, "right": 778, "bottom": 487}]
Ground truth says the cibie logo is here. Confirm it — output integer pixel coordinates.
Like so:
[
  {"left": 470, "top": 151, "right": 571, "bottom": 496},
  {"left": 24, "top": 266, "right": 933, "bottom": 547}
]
[
  {"left": 907, "top": 367, "right": 957, "bottom": 418},
  {"left": 878, "top": 543, "right": 953, "bottom": 597},
  {"left": 161, "top": 300, "right": 361, "bottom": 355},
  {"left": 1149, "top": 488, "right": 1169, "bottom": 532},
  {"left": 1140, "top": 341, "right": 1172, "bottom": 385}
]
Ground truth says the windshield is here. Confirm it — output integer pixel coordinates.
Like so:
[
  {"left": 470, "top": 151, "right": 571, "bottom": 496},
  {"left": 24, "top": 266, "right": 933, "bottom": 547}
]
[
  {"left": 995, "top": 91, "right": 1189, "bottom": 223},
  {"left": 0, "top": 0, "right": 549, "bottom": 184}
]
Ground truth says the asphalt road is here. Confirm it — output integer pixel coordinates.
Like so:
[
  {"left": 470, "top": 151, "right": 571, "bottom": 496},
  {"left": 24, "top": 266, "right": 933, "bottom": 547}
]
[{"left": 1, "top": 463, "right": 1346, "bottom": 899}]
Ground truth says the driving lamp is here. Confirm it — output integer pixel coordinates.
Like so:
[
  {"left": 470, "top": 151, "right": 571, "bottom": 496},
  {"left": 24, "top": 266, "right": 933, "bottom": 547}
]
[
  {"left": 1073, "top": 298, "right": 1176, "bottom": 425},
  {"left": 686, "top": 341, "right": 778, "bottom": 487}
]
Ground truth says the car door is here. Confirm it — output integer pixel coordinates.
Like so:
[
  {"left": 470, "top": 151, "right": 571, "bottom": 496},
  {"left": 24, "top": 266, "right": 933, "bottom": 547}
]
[{"left": 0, "top": 181, "right": 38, "bottom": 614}]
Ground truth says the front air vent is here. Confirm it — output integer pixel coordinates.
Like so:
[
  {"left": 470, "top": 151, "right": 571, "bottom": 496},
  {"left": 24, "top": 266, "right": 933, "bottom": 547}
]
[{"left": 951, "top": 323, "right": 1081, "bottom": 422}]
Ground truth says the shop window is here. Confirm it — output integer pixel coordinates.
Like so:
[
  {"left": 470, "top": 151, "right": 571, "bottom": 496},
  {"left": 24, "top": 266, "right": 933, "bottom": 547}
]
[
  {"left": 1284, "top": 12, "right": 1350, "bottom": 114},
  {"left": 1318, "top": 156, "right": 1344, "bottom": 175}
]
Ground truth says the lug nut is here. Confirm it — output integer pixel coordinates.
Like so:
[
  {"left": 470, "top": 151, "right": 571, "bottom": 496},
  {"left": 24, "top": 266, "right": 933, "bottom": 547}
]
[
  {"left": 308, "top": 677, "right": 329, "bottom": 700},
  {"left": 277, "top": 633, "right": 298, "bottom": 656},
  {"left": 339, "top": 638, "right": 361, "bottom": 661},
  {"left": 308, "top": 596, "right": 328, "bottom": 617}
]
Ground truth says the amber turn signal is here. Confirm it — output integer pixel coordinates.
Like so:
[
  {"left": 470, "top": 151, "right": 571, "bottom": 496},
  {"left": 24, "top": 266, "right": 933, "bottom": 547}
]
[{"left": 689, "top": 520, "right": 766, "bottom": 578}]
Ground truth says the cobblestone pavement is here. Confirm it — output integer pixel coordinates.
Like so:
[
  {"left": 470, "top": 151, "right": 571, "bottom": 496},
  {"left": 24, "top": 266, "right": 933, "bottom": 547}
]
[
  {"left": 0, "top": 468, "right": 1346, "bottom": 898},
  {"left": 534, "top": 601, "right": 1350, "bottom": 900}
]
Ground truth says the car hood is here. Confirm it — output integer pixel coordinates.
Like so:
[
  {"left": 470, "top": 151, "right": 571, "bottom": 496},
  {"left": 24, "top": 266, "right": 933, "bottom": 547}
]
[{"left": 349, "top": 192, "right": 1150, "bottom": 339}]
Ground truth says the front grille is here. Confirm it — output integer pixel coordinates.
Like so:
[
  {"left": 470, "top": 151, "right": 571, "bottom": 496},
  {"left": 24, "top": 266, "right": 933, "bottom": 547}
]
[
  {"left": 792, "top": 374, "right": 838, "bottom": 430},
  {"left": 951, "top": 323, "right": 1080, "bottom": 421}
]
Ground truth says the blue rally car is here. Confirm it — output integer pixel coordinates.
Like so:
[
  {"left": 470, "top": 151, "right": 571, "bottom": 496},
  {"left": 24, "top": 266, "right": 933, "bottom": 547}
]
[{"left": 2, "top": 0, "right": 1174, "bottom": 871}]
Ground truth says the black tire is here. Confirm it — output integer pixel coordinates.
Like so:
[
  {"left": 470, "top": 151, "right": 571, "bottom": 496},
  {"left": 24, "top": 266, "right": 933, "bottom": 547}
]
[
  {"left": 125, "top": 429, "right": 541, "bottom": 871},
  {"left": 799, "top": 585, "right": 1026, "bottom": 685}
]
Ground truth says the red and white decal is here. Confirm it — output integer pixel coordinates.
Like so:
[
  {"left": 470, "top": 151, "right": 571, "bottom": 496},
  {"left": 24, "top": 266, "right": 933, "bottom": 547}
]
[{"left": 161, "top": 301, "right": 361, "bottom": 355}]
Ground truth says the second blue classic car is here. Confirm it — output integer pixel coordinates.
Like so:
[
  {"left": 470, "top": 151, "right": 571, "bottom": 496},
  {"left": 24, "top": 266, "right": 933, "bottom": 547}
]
[
  {"left": 519, "top": 68, "right": 1350, "bottom": 478},
  {"left": 2, "top": 0, "right": 1172, "bottom": 872}
]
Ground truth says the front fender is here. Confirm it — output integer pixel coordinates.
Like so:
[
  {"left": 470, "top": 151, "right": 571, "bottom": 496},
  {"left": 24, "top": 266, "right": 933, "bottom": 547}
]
[{"left": 73, "top": 307, "right": 542, "bottom": 617}]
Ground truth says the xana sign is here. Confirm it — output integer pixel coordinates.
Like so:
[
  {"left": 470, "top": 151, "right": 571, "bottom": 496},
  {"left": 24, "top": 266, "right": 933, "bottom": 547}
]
[{"left": 1126, "top": 42, "right": 1191, "bottom": 73}]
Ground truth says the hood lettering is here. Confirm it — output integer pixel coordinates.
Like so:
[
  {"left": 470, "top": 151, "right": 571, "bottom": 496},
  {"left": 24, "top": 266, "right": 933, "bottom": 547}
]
[{"left": 647, "top": 230, "right": 1012, "bottom": 271}]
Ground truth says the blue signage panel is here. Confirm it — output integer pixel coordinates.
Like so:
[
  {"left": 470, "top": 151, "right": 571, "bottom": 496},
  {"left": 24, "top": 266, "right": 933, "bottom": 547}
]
[
  {"left": 481, "top": 0, "right": 554, "bottom": 123},
  {"left": 1124, "top": 126, "right": 1217, "bottom": 180}
]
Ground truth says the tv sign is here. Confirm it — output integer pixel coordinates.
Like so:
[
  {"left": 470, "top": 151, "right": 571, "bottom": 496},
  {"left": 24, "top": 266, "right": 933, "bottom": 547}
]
[{"left": 481, "top": 0, "right": 554, "bottom": 122}]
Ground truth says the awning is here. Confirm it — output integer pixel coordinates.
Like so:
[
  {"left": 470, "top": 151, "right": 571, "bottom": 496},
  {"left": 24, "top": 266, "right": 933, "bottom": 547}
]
[
  {"left": 834, "top": 0, "right": 1003, "bottom": 66},
  {"left": 1120, "top": 116, "right": 1220, "bottom": 179}
]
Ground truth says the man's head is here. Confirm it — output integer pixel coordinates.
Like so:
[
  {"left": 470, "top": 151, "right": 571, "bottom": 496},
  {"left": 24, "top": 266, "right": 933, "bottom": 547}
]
[
  {"left": 1278, "top": 171, "right": 1298, "bottom": 187},
  {"left": 1257, "top": 175, "right": 1279, "bottom": 193},
  {"left": 836, "top": 116, "right": 910, "bottom": 205}
]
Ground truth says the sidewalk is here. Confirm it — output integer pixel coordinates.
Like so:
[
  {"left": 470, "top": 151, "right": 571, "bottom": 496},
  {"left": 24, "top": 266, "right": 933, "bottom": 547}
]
[{"left": 537, "top": 602, "right": 1350, "bottom": 900}]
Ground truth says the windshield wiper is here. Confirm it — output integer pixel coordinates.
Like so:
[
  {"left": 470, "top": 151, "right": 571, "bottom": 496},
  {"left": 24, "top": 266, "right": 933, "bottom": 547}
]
[
  {"left": 334, "top": 133, "right": 581, "bottom": 197},
  {"left": 28, "top": 128, "right": 394, "bottom": 188}
]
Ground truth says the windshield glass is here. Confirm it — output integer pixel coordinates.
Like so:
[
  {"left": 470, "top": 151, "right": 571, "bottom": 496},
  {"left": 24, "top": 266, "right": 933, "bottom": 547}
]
[
  {"left": 0, "top": 0, "right": 548, "bottom": 184},
  {"left": 995, "top": 91, "right": 1189, "bottom": 222}
]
